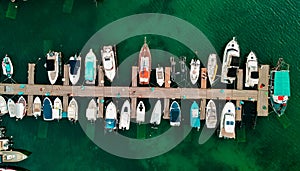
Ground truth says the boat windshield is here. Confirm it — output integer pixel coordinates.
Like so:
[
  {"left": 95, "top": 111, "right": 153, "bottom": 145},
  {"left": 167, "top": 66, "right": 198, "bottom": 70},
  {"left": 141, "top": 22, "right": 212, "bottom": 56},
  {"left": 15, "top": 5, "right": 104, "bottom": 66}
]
[
  {"left": 69, "top": 60, "right": 80, "bottom": 75},
  {"left": 171, "top": 109, "right": 180, "bottom": 122},
  {"left": 251, "top": 71, "right": 259, "bottom": 79},
  {"left": 230, "top": 56, "right": 240, "bottom": 67},
  {"left": 46, "top": 60, "right": 55, "bottom": 71}
]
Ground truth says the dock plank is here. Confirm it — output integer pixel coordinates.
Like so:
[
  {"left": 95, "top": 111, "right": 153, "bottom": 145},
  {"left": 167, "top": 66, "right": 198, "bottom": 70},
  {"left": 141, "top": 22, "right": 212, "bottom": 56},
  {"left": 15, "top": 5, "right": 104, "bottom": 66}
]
[
  {"left": 237, "top": 69, "right": 243, "bottom": 90},
  {"left": 27, "top": 63, "right": 35, "bottom": 85},
  {"left": 257, "top": 90, "right": 269, "bottom": 116},
  {"left": 63, "top": 64, "right": 69, "bottom": 86},
  {"left": 98, "top": 65, "right": 104, "bottom": 86},
  {"left": 258, "top": 65, "right": 269, "bottom": 91},
  {"left": 27, "top": 95, "right": 33, "bottom": 116},
  {"left": 165, "top": 67, "right": 171, "bottom": 88},
  {"left": 163, "top": 98, "right": 170, "bottom": 119},
  {"left": 132, "top": 66, "right": 138, "bottom": 87}
]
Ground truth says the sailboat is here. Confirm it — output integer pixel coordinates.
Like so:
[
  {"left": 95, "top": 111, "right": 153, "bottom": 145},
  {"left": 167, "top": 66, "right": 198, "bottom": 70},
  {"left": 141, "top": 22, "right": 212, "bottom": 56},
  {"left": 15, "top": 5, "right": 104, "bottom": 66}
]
[
  {"left": 221, "top": 37, "right": 240, "bottom": 84},
  {"left": 119, "top": 100, "right": 130, "bottom": 130},
  {"left": 46, "top": 51, "right": 61, "bottom": 85},
  {"left": 170, "top": 101, "right": 181, "bottom": 126},
  {"left": 269, "top": 58, "right": 290, "bottom": 116},
  {"left": 68, "top": 98, "right": 78, "bottom": 122},
  {"left": 2, "top": 55, "right": 13, "bottom": 78},
  {"left": 156, "top": 66, "right": 164, "bottom": 87},
  {"left": 190, "top": 101, "right": 200, "bottom": 130},
  {"left": 207, "top": 54, "right": 218, "bottom": 85},
  {"left": 136, "top": 101, "right": 145, "bottom": 124},
  {"left": 150, "top": 100, "right": 162, "bottom": 126},
  {"left": 43, "top": 97, "right": 53, "bottom": 121},
  {"left": 190, "top": 59, "right": 200, "bottom": 85},
  {"left": 15, "top": 96, "right": 26, "bottom": 120},
  {"left": 32, "top": 96, "right": 41, "bottom": 119},
  {"left": 69, "top": 54, "right": 81, "bottom": 85},
  {"left": 0, "top": 96, "right": 8, "bottom": 115},
  {"left": 52, "top": 97, "right": 62, "bottom": 120},
  {"left": 86, "top": 99, "right": 97, "bottom": 123},
  {"left": 105, "top": 101, "right": 117, "bottom": 131},
  {"left": 7, "top": 99, "right": 16, "bottom": 118},
  {"left": 85, "top": 49, "right": 97, "bottom": 84},
  {"left": 138, "top": 37, "right": 151, "bottom": 85},
  {"left": 219, "top": 102, "right": 236, "bottom": 139},
  {"left": 101, "top": 45, "right": 116, "bottom": 82},
  {"left": 245, "top": 51, "right": 259, "bottom": 87},
  {"left": 205, "top": 100, "right": 217, "bottom": 129},
  {"left": 0, "top": 150, "right": 28, "bottom": 163}
]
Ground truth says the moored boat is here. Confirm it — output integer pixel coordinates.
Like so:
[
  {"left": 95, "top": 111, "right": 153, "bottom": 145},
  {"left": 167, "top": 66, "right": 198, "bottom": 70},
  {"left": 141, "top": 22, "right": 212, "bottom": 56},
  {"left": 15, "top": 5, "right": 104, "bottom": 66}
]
[
  {"left": 101, "top": 45, "right": 116, "bottom": 82},
  {"left": 86, "top": 99, "right": 97, "bottom": 123},
  {"left": 0, "top": 96, "right": 8, "bottom": 115},
  {"left": 150, "top": 100, "right": 162, "bottom": 126},
  {"left": 85, "top": 49, "right": 97, "bottom": 84},
  {"left": 105, "top": 101, "right": 117, "bottom": 131},
  {"left": 190, "top": 59, "right": 200, "bottom": 85},
  {"left": 0, "top": 150, "right": 28, "bottom": 163},
  {"left": 16, "top": 96, "right": 26, "bottom": 120},
  {"left": 136, "top": 101, "right": 145, "bottom": 124},
  {"left": 0, "top": 138, "right": 13, "bottom": 151},
  {"left": 119, "top": 100, "right": 130, "bottom": 130},
  {"left": 52, "top": 97, "right": 62, "bottom": 120},
  {"left": 190, "top": 101, "right": 200, "bottom": 130},
  {"left": 32, "top": 96, "right": 41, "bottom": 119},
  {"left": 219, "top": 102, "right": 235, "bottom": 139},
  {"left": 207, "top": 54, "right": 218, "bottom": 85},
  {"left": 156, "top": 66, "right": 164, "bottom": 87},
  {"left": 170, "top": 101, "right": 181, "bottom": 126},
  {"left": 0, "top": 166, "right": 29, "bottom": 171},
  {"left": 205, "top": 100, "right": 217, "bottom": 129},
  {"left": 245, "top": 51, "right": 259, "bottom": 87},
  {"left": 68, "top": 98, "right": 78, "bottom": 122},
  {"left": 69, "top": 54, "right": 81, "bottom": 85},
  {"left": 138, "top": 37, "right": 151, "bottom": 85},
  {"left": 46, "top": 51, "right": 61, "bottom": 85},
  {"left": 43, "top": 97, "right": 53, "bottom": 121},
  {"left": 269, "top": 58, "right": 290, "bottom": 116},
  {"left": 2, "top": 55, "right": 13, "bottom": 79},
  {"left": 7, "top": 99, "right": 16, "bottom": 118},
  {"left": 221, "top": 37, "right": 240, "bottom": 84}
]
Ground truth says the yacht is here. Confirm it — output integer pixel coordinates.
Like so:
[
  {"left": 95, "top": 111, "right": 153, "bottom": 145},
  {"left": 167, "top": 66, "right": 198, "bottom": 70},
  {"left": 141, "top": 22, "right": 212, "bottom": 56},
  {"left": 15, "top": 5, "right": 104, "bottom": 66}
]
[
  {"left": 119, "top": 100, "right": 130, "bottom": 130},
  {"left": 101, "top": 45, "right": 116, "bottom": 82},
  {"left": 219, "top": 102, "right": 236, "bottom": 139},
  {"left": 46, "top": 51, "right": 61, "bottom": 85},
  {"left": 85, "top": 49, "right": 97, "bottom": 84},
  {"left": 245, "top": 51, "right": 259, "bottom": 87},
  {"left": 221, "top": 37, "right": 240, "bottom": 84},
  {"left": 69, "top": 54, "right": 81, "bottom": 85},
  {"left": 138, "top": 37, "right": 151, "bottom": 85},
  {"left": 190, "top": 59, "right": 200, "bottom": 85},
  {"left": 2, "top": 55, "right": 13, "bottom": 78}
]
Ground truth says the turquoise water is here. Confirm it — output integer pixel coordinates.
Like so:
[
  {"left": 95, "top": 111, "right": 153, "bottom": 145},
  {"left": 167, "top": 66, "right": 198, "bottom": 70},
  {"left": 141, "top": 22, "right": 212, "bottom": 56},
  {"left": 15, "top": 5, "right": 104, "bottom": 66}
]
[{"left": 0, "top": 0, "right": 300, "bottom": 170}]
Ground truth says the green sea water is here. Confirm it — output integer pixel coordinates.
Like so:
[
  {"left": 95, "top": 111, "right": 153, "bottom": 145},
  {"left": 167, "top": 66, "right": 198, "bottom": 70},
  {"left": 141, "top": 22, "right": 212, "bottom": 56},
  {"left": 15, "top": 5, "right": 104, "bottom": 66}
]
[{"left": 0, "top": 0, "right": 300, "bottom": 170}]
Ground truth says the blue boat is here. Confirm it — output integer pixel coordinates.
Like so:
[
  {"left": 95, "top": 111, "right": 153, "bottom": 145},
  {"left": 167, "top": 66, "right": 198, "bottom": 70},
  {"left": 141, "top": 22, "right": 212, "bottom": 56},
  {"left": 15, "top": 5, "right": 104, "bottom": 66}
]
[
  {"left": 85, "top": 49, "right": 96, "bottom": 84},
  {"left": 190, "top": 101, "right": 200, "bottom": 130},
  {"left": 43, "top": 97, "right": 53, "bottom": 121},
  {"left": 105, "top": 102, "right": 117, "bottom": 132},
  {"left": 170, "top": 101, "right": 181, "bottom": 126},
  {"left": 269, "top": 58, "right": 290, "bottom": 116}
]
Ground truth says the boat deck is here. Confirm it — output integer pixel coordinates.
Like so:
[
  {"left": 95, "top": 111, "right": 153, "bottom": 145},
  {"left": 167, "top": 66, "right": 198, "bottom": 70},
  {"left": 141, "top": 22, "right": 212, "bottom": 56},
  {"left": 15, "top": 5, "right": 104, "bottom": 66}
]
[{"left": 220, "top": 128, "right": 236, "bottom": 139}]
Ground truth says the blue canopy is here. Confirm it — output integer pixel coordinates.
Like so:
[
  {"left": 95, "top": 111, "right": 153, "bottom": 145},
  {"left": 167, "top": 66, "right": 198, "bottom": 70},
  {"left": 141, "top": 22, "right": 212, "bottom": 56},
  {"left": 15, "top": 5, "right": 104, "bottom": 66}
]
[{"left": 274, "top": 71, "right": 290, "bottom": 96}]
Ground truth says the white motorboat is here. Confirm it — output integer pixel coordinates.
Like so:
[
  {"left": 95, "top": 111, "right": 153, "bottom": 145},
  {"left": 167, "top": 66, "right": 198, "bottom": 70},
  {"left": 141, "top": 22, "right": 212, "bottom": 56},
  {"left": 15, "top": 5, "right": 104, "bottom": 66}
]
[
  {"left": 119, "top": 100, "right": 130, "bottom": 130},
  {"left": 16, "top": 96, "right": 26, "bottom": 120},
  {"left": 219, "top": 102, "right": 236, "bottom": 139},
  {"left": 245, "top": 51, "right": 259, "bottom": 87},
  {"left": 7, "top": 99, "right": 16, "bottom": 118},
  {"left": 46, "top": 51, "right": 61, "bottom": 85},
  {"left": 101, "top": 45, "right": 116, "bottom": 82},
  {"left": 32, "top": 96, "right": 41, "bottom": 119},
  {"left": 86, "top": 99, "right": 98, "bottom": 123},
  {"left": 190, "top": 59, "right": 200, "bottom": 85},
  {"left": 105, "top": 101, "right": 117, "bottom": 131},
  {"left": 85, "top": 49, "right": 97, "bottom": 84},
  {"left": 205, "top": 100, "right": 217, "bottom": 129},
  {"left": 52, "top": 97, "right": 62, "bottom": 120},
  {"left": 2, "top": 54, "right": 13, "bottom": 78},
  {"left": 69, "top": 54, "right": 81, "bottom": 85},
  {"left": 136, "top": 101, "right": 145, "bottom": 124},
  {"left": 150, "top": 100, "right": 162, "bottom": 126},
  {"left": 68, "top": 98, "right": 78, "bottom": 122},
  {"left": 156, "top": 66, "right": 164, "bottom": 87},
  {"left": 0, "top": 96, "right": 8, "bottom": 115},
  {"left": 207, "top": 54, "right": 218, "bottom": 85}
]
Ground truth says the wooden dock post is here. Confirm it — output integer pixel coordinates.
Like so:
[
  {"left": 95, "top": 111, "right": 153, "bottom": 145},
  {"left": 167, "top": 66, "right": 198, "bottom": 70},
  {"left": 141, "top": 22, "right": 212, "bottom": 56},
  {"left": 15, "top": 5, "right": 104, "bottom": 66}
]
[
  {"left": 163, "top": 98, "right": 170, "bottom": 119},
  {"left": 27, "top": 95, "right": 33, "bottom": 116},
  {"left": 257, "top": 65, "right": 269, "bottom": 116},
  {"left": 130, "top": 66, "right": 138, "bottom": 118},
  {"left": 200, "top": 68, "right": 207, "bottom": 89},
  {"left": 165, "top": 67, "right": 171, "bottom": 88},
  {"left": 63, "top": 96, "right": 68, "bottom": 113},
  {"left": 200, "top": 99, "right": 206, "bottom": 120},
  {"left": 28, "top": 63, "right": 35, "bottom": 85},
  {"left": 98, "top": 65, "right": 104, "bottom": 86},
  {"left": 63, "top": 64, "right": 69, "bottom": 86},
  {"left": 97, "top": 97, "right": 104, "bottom": 118},
  {"left": 235, "top": 69, "right": 243, "bottom": 121}
]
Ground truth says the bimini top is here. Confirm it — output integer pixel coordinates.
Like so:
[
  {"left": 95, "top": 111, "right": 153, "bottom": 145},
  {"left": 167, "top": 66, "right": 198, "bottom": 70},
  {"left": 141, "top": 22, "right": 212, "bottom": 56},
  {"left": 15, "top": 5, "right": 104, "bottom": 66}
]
[{"left": 274, "top": 71, "right": 290, "bottom": 96}]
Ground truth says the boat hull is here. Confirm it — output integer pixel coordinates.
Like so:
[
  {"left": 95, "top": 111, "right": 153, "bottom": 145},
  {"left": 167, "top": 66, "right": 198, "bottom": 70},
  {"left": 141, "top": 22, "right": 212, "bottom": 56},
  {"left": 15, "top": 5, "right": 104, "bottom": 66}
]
[
  {"left": 170, "top": 101, "right": 181, "bottom": 126},
  {"left": 190, "top": 59, "right": 200, "bottom": 85},
  {"left": 85, "top": 49, "right": 97, "bottom": 84},
  {"left": 136, "top": 101, "right": 145, "bottom": 123},
  {"left": 138, "top": 38, "right": 151, "bottom": 85},
  {"left": 69, "top": 55, "right": 81, "bottom": 85},
  {"left": 101, "top": 46, "right": 116, "bottom": 82},
  {"left": 245, "top": 51, "right": 259, "bottom": 87},
  {"left": 219, "top": 102, "right": 236, "bottom": 139},
  {"left": 105, "top": 101, "right": 117, "bottom": 131},
  {"left": 68, "top": 98, "right": 78, "bottom": 122},
  {"left": 43, "top": 97, "right": 53, "bottom": 121},
  {"left": 207, "top": 54, "right": 218, "bottom": 85},
  {"left": 190, "top": 101, "right": 200, "bottom": 129},
  {"left": 150, "top": 100, "right": 162, "bottom": 125},
  {"left": 119, "top": 100, "right": 130, "bottom": 130},
  {"left": 46, "top": 51, "right": 60, "bottom": 85},
  {"left": 33, "top": 97, "right": 41, "bottom": 118},
  {"left": 205, "top": 100, "right": 217, "bottom": 129},
  {"left": 86, "top": 99, "right": 97, "bottom": 122}
]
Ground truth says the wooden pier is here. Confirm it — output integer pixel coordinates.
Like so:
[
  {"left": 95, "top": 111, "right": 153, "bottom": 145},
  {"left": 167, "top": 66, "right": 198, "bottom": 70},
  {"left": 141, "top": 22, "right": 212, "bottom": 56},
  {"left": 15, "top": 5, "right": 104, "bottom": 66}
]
[{"left": 1, "top": 64, "right": 271, "bottom": 121}]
